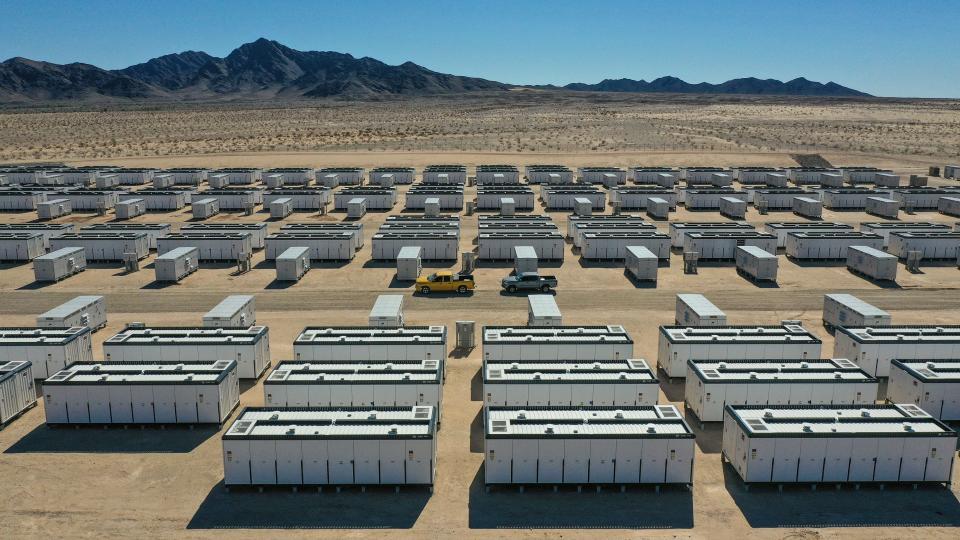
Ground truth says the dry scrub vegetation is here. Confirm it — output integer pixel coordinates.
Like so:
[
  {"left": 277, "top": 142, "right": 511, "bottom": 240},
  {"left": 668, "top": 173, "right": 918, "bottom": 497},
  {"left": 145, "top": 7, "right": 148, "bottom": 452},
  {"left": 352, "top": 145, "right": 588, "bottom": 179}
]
[{"left": 1, "top": 92, "right": 958, "bottom": 162}]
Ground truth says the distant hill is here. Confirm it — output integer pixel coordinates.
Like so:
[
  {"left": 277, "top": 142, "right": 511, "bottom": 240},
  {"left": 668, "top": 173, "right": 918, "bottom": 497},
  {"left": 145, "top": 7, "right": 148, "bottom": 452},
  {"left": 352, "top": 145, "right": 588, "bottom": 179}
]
[
  {"left": 556, "top": 76, "right": 870, "bottom": 97},
  {"left": 0, "top": 38, "right": 870, "bottom": 103}
]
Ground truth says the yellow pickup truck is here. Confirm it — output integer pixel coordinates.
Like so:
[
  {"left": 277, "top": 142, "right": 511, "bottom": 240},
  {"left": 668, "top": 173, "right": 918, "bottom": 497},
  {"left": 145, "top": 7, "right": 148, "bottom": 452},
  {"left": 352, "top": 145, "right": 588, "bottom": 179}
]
[{"left": 416, "top": 271, "right": 476, "bottom": 294}]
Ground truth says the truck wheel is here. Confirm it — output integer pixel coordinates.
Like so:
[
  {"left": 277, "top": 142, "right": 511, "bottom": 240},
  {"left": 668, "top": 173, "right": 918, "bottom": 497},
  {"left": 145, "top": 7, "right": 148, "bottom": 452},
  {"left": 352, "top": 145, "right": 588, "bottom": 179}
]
[
  {"left": 507, "top": 285, "right": 517, "bottom": 293},
  {"left": 420, "top": 286, "right": 431, "bottom": 294},
  {"left": 457, "top": 285, "right": 467, "bottom": 294},
  {"left": 540, "top": 284, "right": 551, "bottom": 292}
]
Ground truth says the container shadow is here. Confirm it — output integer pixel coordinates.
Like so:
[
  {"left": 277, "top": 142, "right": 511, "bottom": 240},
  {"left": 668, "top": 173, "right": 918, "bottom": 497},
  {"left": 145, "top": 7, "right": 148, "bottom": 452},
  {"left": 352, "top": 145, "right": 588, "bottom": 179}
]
[
  {"left": 187, "top": 481, "right": 430, "bottom": 529},
  {"left": 657, "top": 370, "right": 686, "bottom": 403},
  {"left": 846, "top": 271, "right": 903, "bottom": 289},
  {"left": 722, "top": 463, "right": 960, "bottom": 528},
  {"left": 17, "top": 281, "right": 58, "bottom": 290},
  {"left": 470, "top": 368, "right": 483, "bottom": 401},
  {"left": 264, "top": 279, "right": 296, "bottom": 290},
  {"left": 683, "top": 409, "right": 723, "bottom": 453},
  {"left": 448, "top": 347, "right": 473, "bottom": 360},
  {"left": 387, "top": 276, "right": 414, "bottom": 289},
  {"left": 468, "top": 467, "right": 693, "bottom": 529},
  {"left": 5, "top": 423, "right": 216, "bottom": 453},
  {"left": 470, "top": 408, "right": 484, "bottom": 453},
  {"left": 253, "top": 259, "right": 275, "bottom": 270}
]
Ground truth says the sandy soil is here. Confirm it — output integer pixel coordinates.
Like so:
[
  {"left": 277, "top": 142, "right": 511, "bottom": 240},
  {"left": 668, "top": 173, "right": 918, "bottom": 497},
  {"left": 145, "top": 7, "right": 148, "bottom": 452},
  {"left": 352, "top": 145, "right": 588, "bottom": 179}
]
[{"left": 0, "top": 170, "right": 958, "bottom": 539}]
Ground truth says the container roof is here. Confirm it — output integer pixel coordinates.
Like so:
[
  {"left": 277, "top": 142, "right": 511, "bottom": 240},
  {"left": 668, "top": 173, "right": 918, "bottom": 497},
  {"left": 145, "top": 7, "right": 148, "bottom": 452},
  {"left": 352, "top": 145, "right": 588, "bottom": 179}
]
[{"left": 485, "top": 406, "right": 693, "bottom": 438}]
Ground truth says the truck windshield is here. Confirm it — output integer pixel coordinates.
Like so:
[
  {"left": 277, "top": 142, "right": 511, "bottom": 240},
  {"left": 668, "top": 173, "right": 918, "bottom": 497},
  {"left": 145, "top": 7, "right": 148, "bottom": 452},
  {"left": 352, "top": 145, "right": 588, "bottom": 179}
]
[{"left": 426, "top": 273, "right": 438, "bottom": 281}]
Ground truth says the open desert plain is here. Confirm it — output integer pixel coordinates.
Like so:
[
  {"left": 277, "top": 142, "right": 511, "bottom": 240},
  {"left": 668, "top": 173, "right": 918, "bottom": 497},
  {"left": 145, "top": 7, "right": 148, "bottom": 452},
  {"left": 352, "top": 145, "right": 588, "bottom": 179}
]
[{"left": 1, "top": 93, "right": 960, "bottom": 540}]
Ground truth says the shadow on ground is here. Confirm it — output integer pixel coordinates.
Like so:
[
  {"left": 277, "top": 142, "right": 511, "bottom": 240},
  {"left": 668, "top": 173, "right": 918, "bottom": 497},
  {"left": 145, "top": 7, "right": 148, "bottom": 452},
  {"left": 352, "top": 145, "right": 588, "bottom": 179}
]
[
  {"left": 722, "top": 463, "right": 960, "bottom": 527},
  {"left": 187, "top": 481, "right": 430, "bottom": 529},
  {"left": 5, "top": 423, "right": 216, "bottom": 453},
  {"left": 468, "top": 467, "right": 693, "bottom": 529}
]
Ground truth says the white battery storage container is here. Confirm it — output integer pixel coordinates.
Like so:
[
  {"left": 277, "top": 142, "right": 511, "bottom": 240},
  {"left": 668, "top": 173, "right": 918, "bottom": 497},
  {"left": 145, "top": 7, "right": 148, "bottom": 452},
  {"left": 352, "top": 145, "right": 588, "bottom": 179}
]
[
  {"left": 373, "top": 232, "right": 458, "bottom": 260},
  {"left": 512, "top": 245, "right": 538, "bottom": 274},
  {"left": 153, "top": 173, "right": 174, "bottom": 188},
  {"left": 158, "top": 232, "right": 253, "bottom": 261},
  {"left": 887, "top": 360, "right": 960, "bottom": 420},
  {"left": 721, "top": 404, "right": 956, "bottom": 486},
  {"left": 484, "top": 405, "right": 695, "bottom": 486},
  {"left": 396, "top": 245, "right": 422, "bottom": 280},
  {"left": 181, "top": 223, "right": 268, "bottom": 250},
  {"left": 103, "top": 325, "right": 270, "bottom": 379},
  {"left": 36, "top": 295, "right": 106, "bottom": 332},
  {"left": 675, "top": 294, "right": 726, "bottom": 326},
  {"left": 269, "top": 197, "right": 293, "bottom": 219},
  {"left": 282, "top": 222, "right": 365, "bottom": 249},
  {"left": 527, "top": 295, "right": 561, "bottom": 326},
  {"left": 42, "top": 360, "right": 240, "bottom": 425},
  {"left": 0, "top": 223, "right": 75, "bottom": 249},
  {"left": 37, "top": 198, "right": 72, "bottom": 219},
  {"left": 763, "top": 222, "right": 854, "bottom": 248},
  {"left": 154, "top": 246, "right": 199, "bottom": 283},
  {"left": 735, "top": 245, "right": 778, "bottom": 282},
  {"left": 846, "top": 245, "right": 898, "bottom": 281},
  {"left": 581, "top": 232, "right": 671, "bottom": 260},
  {"left": 294, "top": 326, "right": 447, "bottom": 361},
  {"left": 822, "top": 294, "right": 891, "bottom": 330},
  {"left": 114, "top": 199, "right": 146, "bottom": 220},
  {"left": 684, "top": 189, "right": 746, "bottom": 210},
  {"left": 203, "top": 295, "right": 256, "bottom": 328},
  {"left": 266, "top": 232, "right": 356, "bottom": 261},
  {"left": 624, "top": 245, "right": 658, "bottom": 282},
  {"left": 482, "top": 325, "right": 633, "bottom": 362},
  {"left": 646, "top": 197, "right": 671, "bottom": 219},
  {"left": 0, "top": 361, "right": 36, "bottom": 426},
  {"left": 347, "top": 197, "right": 367, "bottom": 218},
  {"left": 792, "top": 196, "right": 822, "bottom": 219},
  {"left": 369, "top": 295, "right": 404, "bottom": 327},
  {"left": 865, "top": 196, "right": 900, "bottom": 218},
  {"left": 785, "top": 231, "right": 884, "bottom": 260},
  {"left": 80, "top": 223, "right": 171, "bottom": 250},
  {"left": 0, "top": 327, "right": 94, "bottom": 379},
  {"left": 263, "top": 360, "right": 441, "bottom": 410},
  {"left": 888, "top": 231, "right": 960, "bottom": 260},
  {"left": 0, "top": 191, "right": 47, "bottom": 210},
  {"left": 658, "top": 324, "right": 822, "bottom": 378},
  {"left": 483, "top": 358, "right": 658, "bottom": 407},
  {"left": 334, "top": 189, "right": 395, "bottom": 210},
  {"left": 682, "top": 232, "right": 777, "bottom": 260},
  {"left": 264, "top": 188, "right": 331, "bottom": 211},
  {"left": 719, "top": 196, "right": 747, "bottom": 219},
  {"left": 833, "top": 325, "right": 960, "bottom": 377},
  {"left": 33, "top": 246, "right": 86, "bottom": 282},
  {"left": 275, "top": 246, "right": 310, "bottom": 282},
  {"left": 859, "top": 222, "right": 952, "bottom": 246},
  {"left": 191, "top": 197, "right": 220, "bottom": 219},
  {"left": 0, "top": 232, "right": 46, "bottom": 261},
  {"left": 686, "top": 358, "right": 877, "bottom": 423},
  {"left": 938, "top": 196, "right": 960, "bottom": 217},
  {"left": 222, "top": 406, "right": 437, "bottom": 487},
  {"left": 477, "top": 232, "right": 565, "bottom": 261},
  {"left": 669, "top": 222, "right": 755, "bottom": 248},
  {"left": 50, "top": 232, "right": 149, "bottom": 261}
]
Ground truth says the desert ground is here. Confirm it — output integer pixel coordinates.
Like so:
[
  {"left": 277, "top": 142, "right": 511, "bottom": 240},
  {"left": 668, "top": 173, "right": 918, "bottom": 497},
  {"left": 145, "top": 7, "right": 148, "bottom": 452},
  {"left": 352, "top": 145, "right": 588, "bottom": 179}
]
[{"left": 0, "top": 96, "right": 959, "bottom": 539}]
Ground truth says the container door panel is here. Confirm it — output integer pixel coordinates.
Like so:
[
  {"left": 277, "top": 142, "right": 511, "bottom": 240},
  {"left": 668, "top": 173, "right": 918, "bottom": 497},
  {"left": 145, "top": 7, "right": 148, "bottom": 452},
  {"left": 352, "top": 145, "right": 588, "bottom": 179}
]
[
  {"left": 874, "top": 438, "right": 904, "bottom": 481},
  {"left": 286, "top": 385, "right": 309, "bottom": 407},
  {"left": 924, "top": 438, "right": 955, "bottom": 482},
  {"left": 571, "top": 385, "right": 593, "bottom": 406},
  {"left": 131, "top": 386, "right": 154, "bottom": 423},
  {"left": 352, "top": 385, "right": 374, "bottom": 407},
  {"left": 666, "top": 440, "right": 694, "bottom": 484},
  {"left": 549, "top": 384, "right": 571, "bottom": 406},
  {"left": 849, "top": 438, "right": 879, "bottom": 481},
  {"left": 329, "top": 386, "right": 352, "bottom": 407},
  {"left": 43, "top": 388, "right": 69, "bottom": 423},
  {"left": 223, "top": 441, "right": 251, "bottom": 484},
  {"left": 797, "top": 438, "right": 827, "bottom": 482},
  {"left": 327, "top": 441, "right": 355, "bottom": 484},
  {"left": 275, "top": 440, "right": 303, "bottom": 485},
  {"left": 537, "top": 440, "right": 564, "bottom": 483},
  {"left": 511, "top": 440, "right": 538, "bottom": 484},
  {"left": 108, "top": 386, "right": 133, "bottom": 423},
  {"left": 405, "top": 440, "right": 434, "bottom": 484},
  {"left": 562, "top": 440, "right": 590, "bottom": 484},
  {"left": 308, "top": 385, "right": 331, "bottom": 406},
  {"left": 301, "top": 440, "right": 329, "bottom": 484},
  {"left": 153, "top": 386, "right": 176, "bottom": 423},
  {"left": 195, "top": 388, "right": 220, "bottom": 423},
  {"left": 354, "top": 441, "right": 380, "bottom": 484},
  {"left": 640, "top": 439, "right": 668, "bottom": 483},
  {"left": 175, "top": 385, "right": 198, "bottom": 423},
  {"left": 823, "top": 438, "right": 853, "bottom": 482},
  {"left": 589, "top": 439, "right": 616, "bottom": 484},
  {"left": 66, "top": 386, "right": 90, "bottom": 423},
  {"left": 899, "top": 437, "right": 928, "bottom": 482},
  {"left": 613, "top": 384, "right": 635, "bottom": 406},
  {"left": 745, "top": 439, "right": 774, "bottom": 483},
  {"left": 373, "top": 385, "right": 397, "bottom": 407},
  {"left": 88, "top": 386, "right": 111, "bottom": 423},
  {"left": 770, "top": 438, "right": 801, "bottom": 482},
  {"left": 250, "top": 440, "right": 277, "bottom": 484},
  {"left": 485, "top": 440, "right": 512, "bottom": 484},
  {"left": 614, "top": 440, "right": 642, "bottom": 483},
  {"left": 528, "top": 385, "right": 549, "bottom": 406},
  {"left": 379, "top": 440, "right": 406, "bottom": 484},
  {"left": 506, "top": 385, "right": 528, "bottom": 406}
]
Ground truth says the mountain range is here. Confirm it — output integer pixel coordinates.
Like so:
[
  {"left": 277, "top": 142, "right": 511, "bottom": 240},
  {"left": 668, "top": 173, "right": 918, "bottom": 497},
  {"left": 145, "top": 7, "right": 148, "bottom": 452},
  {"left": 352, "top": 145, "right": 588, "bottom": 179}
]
[{"left": 0, "top": 38, "right": 870, "bottom": 103}]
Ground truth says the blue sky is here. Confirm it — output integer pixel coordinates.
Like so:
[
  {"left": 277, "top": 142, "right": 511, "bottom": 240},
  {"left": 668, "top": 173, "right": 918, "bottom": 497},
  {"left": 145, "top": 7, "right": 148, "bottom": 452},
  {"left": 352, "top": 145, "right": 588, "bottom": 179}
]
[{"left": 1, "top": 0, "right": 958, "bottom": 98}]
